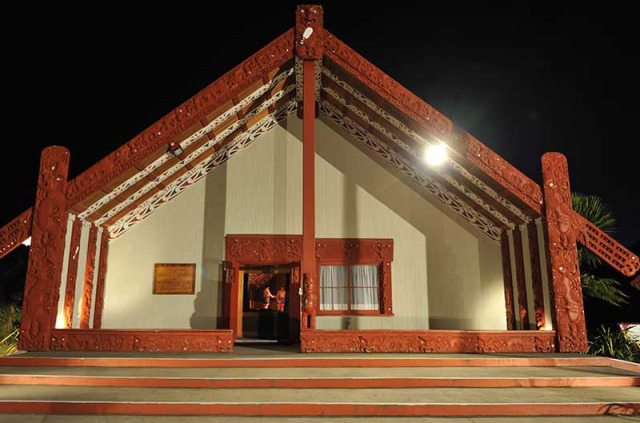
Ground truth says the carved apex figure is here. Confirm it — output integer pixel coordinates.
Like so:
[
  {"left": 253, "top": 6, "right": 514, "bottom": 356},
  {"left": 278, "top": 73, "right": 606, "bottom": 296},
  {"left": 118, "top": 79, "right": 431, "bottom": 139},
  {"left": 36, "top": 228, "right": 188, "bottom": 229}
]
[{"left": 295, "top": 5, "right": 324, "bottom": 60}]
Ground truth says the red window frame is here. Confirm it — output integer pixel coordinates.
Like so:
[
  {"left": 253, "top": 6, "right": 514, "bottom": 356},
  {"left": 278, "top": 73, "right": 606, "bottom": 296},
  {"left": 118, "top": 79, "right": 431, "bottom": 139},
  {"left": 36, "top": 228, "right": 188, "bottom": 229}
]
[{"left": 318, "top": 262, "right": 382, "bottom": 315}]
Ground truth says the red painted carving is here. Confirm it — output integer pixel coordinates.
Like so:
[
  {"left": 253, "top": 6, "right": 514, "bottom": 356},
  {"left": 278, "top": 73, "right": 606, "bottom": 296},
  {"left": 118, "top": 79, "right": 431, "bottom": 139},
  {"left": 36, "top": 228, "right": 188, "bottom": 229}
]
[
  {"left": 574, "top": 212, "right": 639, "bottom": 277},
  {"left": 631, "top": 274, "right": 640, "bottom": 290},
  {"left": 92, "top": 233, "right": 109, "bottom": 329},
  {"left": 295, "top": 5, "right": 324, "bottom": 60},
  {"left": 18, "top": 146, "right": 70, "bottom": 351},
  {"left": 541, "top": 153, "right": 587, "bottom": 352},
  {"left": 314, "top": 238, "right": 394, "bottom": 263},
  {"left": 63, "top": 217, "right": 82, "bottom": 329},
  {"left": 65, "top": 30, "right": 294, "bottom": 208},
  {"left": 226, "top": 235, "right": 302, "bottom": 265},
  {"left": 379, "top": 262, "right": 393, "bottom": 316},
  {"left": 500, "top": 233, "right": 516, "bottom": 330},
  {"left": 527, "top": 222, "right": 546, "bottom": 329},
  {"left": 79, "top": 225, "right": 98, "bottom": 329},
  {"left": 466, "top": 138, "right": 543, "bottom": 213},
  {"left": 302, "top": 272, "right": 317, "bottom": 329},
  {"left": 512, "top": 228, "right": 529, "bottom": 330},
  {"left": 50, "top": 329, "right": 234, "bottom": 352},
  {"left": 0, "top": 208, "right": 32, "bottom": 259},
  {"left": 323, "top": 30, "right": 542, "bottom": 213},
  {"left": 300, "top": 329, "right": 556, "bottom": 353}
]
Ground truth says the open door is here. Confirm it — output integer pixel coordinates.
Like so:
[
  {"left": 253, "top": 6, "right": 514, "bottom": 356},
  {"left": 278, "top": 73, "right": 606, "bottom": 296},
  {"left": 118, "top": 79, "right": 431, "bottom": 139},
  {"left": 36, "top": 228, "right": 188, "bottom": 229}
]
[{"left": 289, "top": 262, "right": 301, "bottom": 342}]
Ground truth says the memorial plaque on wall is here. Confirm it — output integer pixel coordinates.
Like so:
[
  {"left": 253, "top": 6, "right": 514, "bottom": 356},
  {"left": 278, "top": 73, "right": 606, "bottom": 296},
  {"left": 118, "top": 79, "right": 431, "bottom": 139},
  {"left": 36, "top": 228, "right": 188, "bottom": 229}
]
[{"left": 153, "top": 263, "right": 196, "bottom": 295}]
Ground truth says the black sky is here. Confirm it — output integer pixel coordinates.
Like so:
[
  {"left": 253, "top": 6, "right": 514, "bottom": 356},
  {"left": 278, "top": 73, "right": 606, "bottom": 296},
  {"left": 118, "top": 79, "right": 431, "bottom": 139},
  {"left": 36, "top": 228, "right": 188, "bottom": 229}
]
[{"left": 2, "top": 2, "right": 638, "bottom": 245}]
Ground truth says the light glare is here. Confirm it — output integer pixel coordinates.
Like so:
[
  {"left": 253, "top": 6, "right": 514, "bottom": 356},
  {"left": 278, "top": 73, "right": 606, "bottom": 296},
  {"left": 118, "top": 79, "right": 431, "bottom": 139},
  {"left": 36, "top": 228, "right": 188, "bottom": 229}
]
[
  {"left": 424, "top": 143, "right": 448, "bottom": 166},
  {"left": 22, "top": 237, "right": 31, "bottom": 247}
]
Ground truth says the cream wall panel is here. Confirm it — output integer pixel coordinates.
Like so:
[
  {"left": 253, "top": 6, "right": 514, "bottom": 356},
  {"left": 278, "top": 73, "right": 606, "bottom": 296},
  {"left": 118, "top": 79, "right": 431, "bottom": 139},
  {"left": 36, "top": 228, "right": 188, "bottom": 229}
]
[
  {"left": 102, "top": 114, "right": 506, "bottom": 331},
  {"left": 102, "top": 182, "right": 206, "bottom": 329}
]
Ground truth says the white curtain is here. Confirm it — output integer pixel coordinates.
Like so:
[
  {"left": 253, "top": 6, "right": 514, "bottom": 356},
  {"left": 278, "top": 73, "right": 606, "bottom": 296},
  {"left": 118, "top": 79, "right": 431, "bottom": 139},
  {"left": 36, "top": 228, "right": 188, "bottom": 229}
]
[
  {"left": 350, "top": 265, "right": 379, "bottom": 310},
  {"left": 320, "top": 265, "right": 348, "bottom": 310}
]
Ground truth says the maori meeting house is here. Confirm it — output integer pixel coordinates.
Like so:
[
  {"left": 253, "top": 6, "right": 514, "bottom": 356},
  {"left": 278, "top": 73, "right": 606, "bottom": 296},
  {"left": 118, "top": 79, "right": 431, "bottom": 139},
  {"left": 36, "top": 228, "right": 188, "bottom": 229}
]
[{"left": 0, "top": 5, "right": 638, "bottom": 357}]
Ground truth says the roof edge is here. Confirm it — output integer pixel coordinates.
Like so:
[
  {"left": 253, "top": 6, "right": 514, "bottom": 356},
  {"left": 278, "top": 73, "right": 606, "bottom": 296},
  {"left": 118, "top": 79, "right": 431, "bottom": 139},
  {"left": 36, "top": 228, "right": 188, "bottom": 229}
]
[
  {"left": 322, "top": 29, "right": 543, "bottom": 214},
  {"left": 66, "top": 28, "right": 295, "bottom": 207}
]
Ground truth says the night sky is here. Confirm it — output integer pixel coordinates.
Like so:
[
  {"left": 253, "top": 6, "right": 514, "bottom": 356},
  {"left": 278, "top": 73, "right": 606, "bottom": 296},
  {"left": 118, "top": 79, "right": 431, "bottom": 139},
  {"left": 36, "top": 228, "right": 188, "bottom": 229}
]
[{"left": 2, "top": 2, "right": 638, "bottom": 246}]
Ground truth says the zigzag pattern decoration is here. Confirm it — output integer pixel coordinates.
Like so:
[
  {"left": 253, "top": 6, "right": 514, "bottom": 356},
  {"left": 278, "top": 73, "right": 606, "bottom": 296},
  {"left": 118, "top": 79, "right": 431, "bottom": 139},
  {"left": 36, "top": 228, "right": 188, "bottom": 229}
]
[
  {"left": 319, "top": 100, "right": 502, "bottom": 241},
  {"left": 108, "top": 100, "right": 297, "bottom": 239}
]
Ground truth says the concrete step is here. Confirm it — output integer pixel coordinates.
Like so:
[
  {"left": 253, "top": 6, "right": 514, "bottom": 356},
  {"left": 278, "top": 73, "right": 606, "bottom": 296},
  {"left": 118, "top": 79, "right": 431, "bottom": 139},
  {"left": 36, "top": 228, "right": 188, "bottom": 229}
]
[
  {"left": 0, "top": 366, "right": 638, "bottom": 388},
  {"left": 0, "top": 355, "right": 623, "bottom": 368},
  {"left": 0, "top": 352, "right": 637, "bottom": 417},
  {"left": 1, "top": 385, "right": 638, "bottom": 403}
]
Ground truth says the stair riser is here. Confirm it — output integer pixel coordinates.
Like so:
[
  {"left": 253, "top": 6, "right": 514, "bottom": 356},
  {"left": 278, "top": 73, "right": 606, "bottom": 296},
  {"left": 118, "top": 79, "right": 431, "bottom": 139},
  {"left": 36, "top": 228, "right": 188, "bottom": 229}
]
[
  {"left": 0, "top": 357, "right": 612, "bottom": 368},
  {"left": 0, "top": 402, "right": 638, "bottom": 416},
  {"left": 2, "top": 375, "right": 638, "bottom": 388}
]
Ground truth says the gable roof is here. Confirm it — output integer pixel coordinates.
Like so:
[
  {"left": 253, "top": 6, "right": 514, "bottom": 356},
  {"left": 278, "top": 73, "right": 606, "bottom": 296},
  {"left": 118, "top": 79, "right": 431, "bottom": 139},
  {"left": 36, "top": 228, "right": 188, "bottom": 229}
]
[{"left": 0, "top": 10, "right": 637, "bottom": 281}]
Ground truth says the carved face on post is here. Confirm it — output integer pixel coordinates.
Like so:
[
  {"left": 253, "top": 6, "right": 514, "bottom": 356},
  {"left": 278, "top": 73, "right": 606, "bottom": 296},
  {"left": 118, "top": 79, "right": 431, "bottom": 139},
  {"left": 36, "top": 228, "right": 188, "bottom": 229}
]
[{"left": 295, "top": 5, "right": 324, "bottom": 60}]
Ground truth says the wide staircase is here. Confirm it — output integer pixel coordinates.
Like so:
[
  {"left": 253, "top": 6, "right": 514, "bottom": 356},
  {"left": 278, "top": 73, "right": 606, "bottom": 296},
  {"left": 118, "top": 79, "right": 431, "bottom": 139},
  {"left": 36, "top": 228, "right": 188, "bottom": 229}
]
[{"left": 0, "top": 346, "right": 638, "bottom": 422}]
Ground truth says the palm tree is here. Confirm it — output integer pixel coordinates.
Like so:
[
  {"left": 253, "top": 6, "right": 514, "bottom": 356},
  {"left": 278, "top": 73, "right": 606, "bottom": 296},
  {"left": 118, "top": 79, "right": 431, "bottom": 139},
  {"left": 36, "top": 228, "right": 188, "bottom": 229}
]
[{"left": 572, "top": 193, "right": 628, "bottom": 306}]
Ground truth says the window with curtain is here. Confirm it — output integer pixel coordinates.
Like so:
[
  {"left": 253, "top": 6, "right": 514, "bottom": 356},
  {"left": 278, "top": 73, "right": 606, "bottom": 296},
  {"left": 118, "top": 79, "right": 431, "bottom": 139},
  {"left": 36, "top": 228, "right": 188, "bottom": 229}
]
[{"left": 319, "top": 264, "right": 379, "bottom": 313}]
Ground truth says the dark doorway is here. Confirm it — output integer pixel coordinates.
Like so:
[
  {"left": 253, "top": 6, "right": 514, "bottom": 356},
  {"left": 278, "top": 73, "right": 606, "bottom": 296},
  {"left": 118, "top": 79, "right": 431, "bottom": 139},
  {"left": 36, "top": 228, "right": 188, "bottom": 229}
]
[{"left": 240, "top": 267, "right": 290, "bottom": 342}]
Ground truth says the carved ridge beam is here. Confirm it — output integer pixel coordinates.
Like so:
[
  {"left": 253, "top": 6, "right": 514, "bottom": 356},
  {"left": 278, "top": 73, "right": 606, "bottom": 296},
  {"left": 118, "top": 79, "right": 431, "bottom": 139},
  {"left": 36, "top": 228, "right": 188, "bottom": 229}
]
[
  {"left": 108, "top": 100, "right": 297, "bottom": 239},
  {"left": 66, "top": 29, "right": 294, "bottom": 208},
  {"left": 322, "top": 86, "right": 511, "bottom": 230},
  {"left": 322, "top": 31, "right": 542, "bottom": 215},
  {"left": 319, "top": 99, "right": 502, "bottom": 241},
  {"left": 574, "top": 212, "right": 639, "bottom": 278},
  {"left": 93, "top": 83, "right": 296, "bottom": 227},
  {"left": 321, "top": 66, "right": 528, "bottom": 225},
  {"left": 0, "top": 208, "right": 32, "bottom": 259}
]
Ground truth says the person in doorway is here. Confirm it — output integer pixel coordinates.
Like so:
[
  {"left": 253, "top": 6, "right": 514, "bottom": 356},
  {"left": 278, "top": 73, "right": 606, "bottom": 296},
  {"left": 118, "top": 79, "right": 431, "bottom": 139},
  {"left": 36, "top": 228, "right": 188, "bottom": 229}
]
[
  {"left": 262, "top": 286, "right": 275, "bottom": 309},
  {"left": 276, "top": 285, "right": 287, "bottom": 312}
]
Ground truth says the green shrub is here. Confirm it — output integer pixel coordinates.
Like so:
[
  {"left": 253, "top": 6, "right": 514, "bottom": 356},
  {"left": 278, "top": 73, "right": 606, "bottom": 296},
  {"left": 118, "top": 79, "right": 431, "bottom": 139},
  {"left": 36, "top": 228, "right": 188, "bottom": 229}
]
[
  {"left": 0, "top": 329, "right": 18, "bottom": 357},
  {"left": 588, "top": 325, "right": 640, "bottom": 363}
]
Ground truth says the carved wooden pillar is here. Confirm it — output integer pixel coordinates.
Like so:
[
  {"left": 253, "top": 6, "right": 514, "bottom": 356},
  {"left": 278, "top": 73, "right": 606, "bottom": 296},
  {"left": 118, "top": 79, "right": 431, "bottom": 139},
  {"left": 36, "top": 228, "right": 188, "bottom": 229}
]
[
  {"left": 62, "top": 215, "right": 82, "bottom": 329},
  {"left": 18, "top": 146, "right": 70, "bottom": 351},
  {"left": 512, "top": 228, "right": 530, "bottom": 330},
  {"left": 92, "top": 230, "right": 109, "bottom": 329},
  {"left": 527, "top": 221, "right": 546, "bottom": 329},
  {"left": 227, "top": 263, "right": 240, "bottom": 339},
  {"left": 79, "top": 223, "right": 98, "bottom": 329},
  {"left": 500, "top": 232, "right": 516, "bottom": 330},
  {"left": 541, "top": 153, "right": 587, "bottom": 352},
  {"left": 296, "top": 4, "right": 323, "bottom": 329}
]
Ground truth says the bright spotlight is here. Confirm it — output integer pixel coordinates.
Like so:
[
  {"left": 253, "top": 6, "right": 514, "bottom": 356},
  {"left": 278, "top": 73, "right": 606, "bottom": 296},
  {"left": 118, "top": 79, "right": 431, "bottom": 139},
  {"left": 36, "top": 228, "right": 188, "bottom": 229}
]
[
  {"left": 22, "top": 237, "right": 31, "bottom": 247},
  {"left": 424, "top": 143, "right": 448, "bottom": 166}
]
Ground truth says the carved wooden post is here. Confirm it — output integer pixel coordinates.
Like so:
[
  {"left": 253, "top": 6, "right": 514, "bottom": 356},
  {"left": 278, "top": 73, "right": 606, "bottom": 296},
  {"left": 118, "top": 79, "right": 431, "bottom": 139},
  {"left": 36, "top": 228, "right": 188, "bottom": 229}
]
[
  {"left": 303, "top": 272, "right": 316, "bottom": 329},
  {"left": 79, "top": 223, "right": 98, "bottom": 328},
  {"left": 500, "top": 232, "right": 516, "bottom": 330},
  {"left": 541, "top": 153, "right": 587, "bottom": 352},
  {"left": 296, "top": 4, "right": 323, "bottom": 330},
  {"left": 63, "top": 215, "right": 82, "bottom": 329},
  {"left": 92, "top": 230, "right": 109, "bottom": 329},
  {"left": 512, "top": 228, "right": 530, "bottom": 330},
  {"left": 527, "top": 221, "right": 546, "bottom": 329},
  {"left": 19, "top": 146, "right": 70, "bottom": 351}
]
